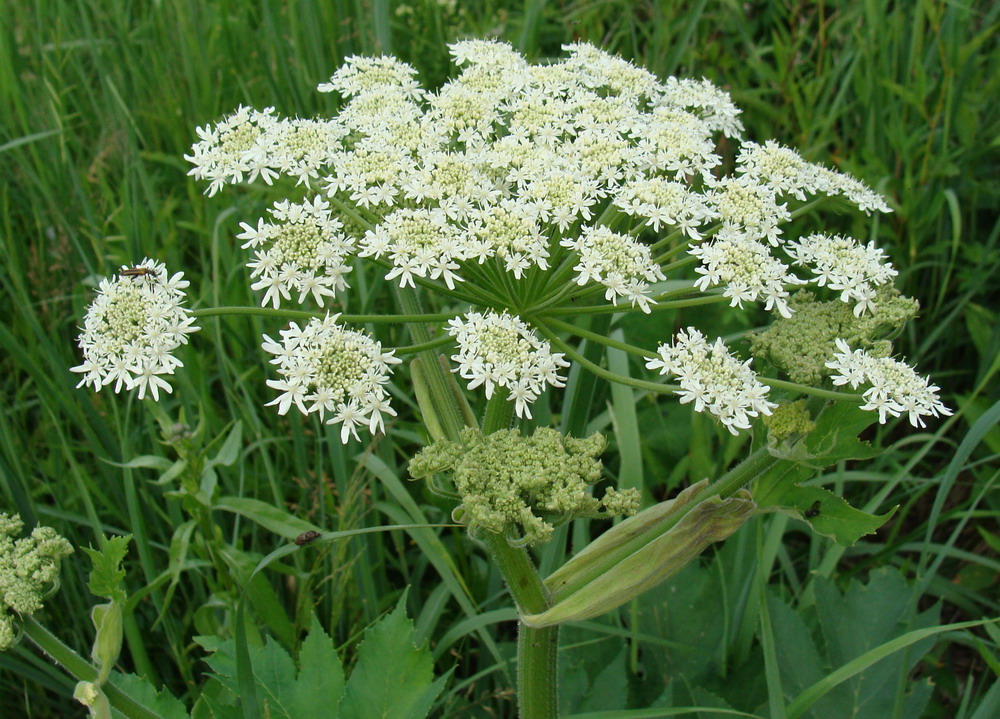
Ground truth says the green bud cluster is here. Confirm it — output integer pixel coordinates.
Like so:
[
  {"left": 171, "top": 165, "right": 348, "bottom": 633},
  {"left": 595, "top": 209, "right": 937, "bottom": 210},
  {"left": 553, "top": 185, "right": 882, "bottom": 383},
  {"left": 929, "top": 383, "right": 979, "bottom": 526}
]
[
  {"left": 409, "top": 428, "right": 640, "bottom": 545},
  {"left": 0, "top": 514, "right": 74, "bottom": 650},
  {"left": 749, "top": 289, "right": 919, "bottom": 384},
  {"left": 763, "top": 399, "right": 816, "bottom": 441}
]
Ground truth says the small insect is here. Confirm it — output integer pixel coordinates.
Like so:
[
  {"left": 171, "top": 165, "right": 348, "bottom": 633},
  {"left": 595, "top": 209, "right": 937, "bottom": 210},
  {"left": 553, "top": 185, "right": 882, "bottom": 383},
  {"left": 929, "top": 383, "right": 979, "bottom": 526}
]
[
  {"left": 804, "top": 501, "right": 822, "bottom": 519},
  {"left": 294, "top": 530, "right": 322, "bottom": 546},
  {"left": 120, "top": 266, "right": 160, "bottom": 281}
]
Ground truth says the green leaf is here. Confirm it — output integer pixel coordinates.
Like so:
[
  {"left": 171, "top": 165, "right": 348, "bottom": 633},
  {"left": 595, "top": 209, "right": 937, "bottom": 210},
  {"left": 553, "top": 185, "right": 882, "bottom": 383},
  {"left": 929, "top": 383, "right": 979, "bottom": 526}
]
[
  {"left": 752, "top": 403, "right": 893, "bottom": 545},
  {"left": 800, "top": 402, "right": 880, "bottom": 465},
  {"left": 82, "top": 535, "right": 133, "bottom": 603},
  {"left": 207, "top": 421, "right": 242, "bottom": 468},
  {"left": 108, "top": 672, "right": 189, "bottom": 719},
  {"left": 213, "top": 496, "right": 321, "bottom": 539},
  {"left": 340, "top": 591, "right": 444, "bottom": 719},
  {"left": 774, "top": 486, "right": 896, "bottom": 545},
  {"left": 199, "top": 597, "right": 443, "bottom": 719},
  {"left": 287, "top": 615, "right": 345, "bottom": 717},
  {"left": 768, "top": 402, "right": 879, "bottom": 470}
]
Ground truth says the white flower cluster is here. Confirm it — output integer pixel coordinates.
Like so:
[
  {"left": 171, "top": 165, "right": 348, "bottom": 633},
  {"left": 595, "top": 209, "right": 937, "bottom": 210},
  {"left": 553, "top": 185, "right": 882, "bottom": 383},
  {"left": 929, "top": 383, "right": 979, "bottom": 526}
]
[
  {"left": 359, "top": 208, "right": 469, "bottom": 289},
  {"left": 185, "top": 107, "right": 345, "bottom": 195},
  {"left": 690, "top": 226, "right": 805, "bottom": 317},
  {"left": 262, "top": 314, "right": 401, "bottom": 442},
  {"left": 612, "top": 177, "right": 713, "bottom": 236},
  {"left": 317, "top": 55, "right": 423, "bottom": 99},
  {"left": 188, "top": 41, "right": 896, "bottom": 320},
  {"left": 72, "top": 260, "right": 199, "bottom": 401},
  {"left": 447, "top": 311, "right": 569, "bottom": 418},
  {"left": 238, "top": 196, "right": 355, "bottom": 308},
  {"left": 825, "top": 339, "right": 951, "bottom": 427},
  {"left": 786, "top": 233, "right": 898, "bottom": 316},
  {"left": 188, "top": 42, "right": 756, "bottom": 311},
  {"left": 646, "top": 327, "right": 776, "bottom": 434},
  {"left": 737, "top": 140, "right": 891, "bottom": 213},
  {"left": 561, "top": 225, "right": 666, "bottom": 312}
]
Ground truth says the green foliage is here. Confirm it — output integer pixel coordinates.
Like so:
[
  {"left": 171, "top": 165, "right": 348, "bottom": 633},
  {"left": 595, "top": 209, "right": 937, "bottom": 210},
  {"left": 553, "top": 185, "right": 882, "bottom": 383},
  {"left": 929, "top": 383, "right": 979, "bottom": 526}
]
[
  {"left": 83, "top": 536, "right": 132, "bottom": 604},
  {"left": 195, "top": 598, "right": 446, "bottom": 719},
  {"left": 107, "top": 673, "right": 189, "bottom": 719},
  {"left": 755, "top": 403, "right": 894, "bottom": 545}
]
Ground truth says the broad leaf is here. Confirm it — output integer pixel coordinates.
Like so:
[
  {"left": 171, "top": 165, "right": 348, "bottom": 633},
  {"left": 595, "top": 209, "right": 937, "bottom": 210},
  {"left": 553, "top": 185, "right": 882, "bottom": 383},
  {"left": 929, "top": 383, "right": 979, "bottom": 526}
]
[
  {"left": 772, "top": 486, "right": 896, "bottom": 545},
  {"left": 109, "top": 672, "right": 190, "bottom": 719},
  {"left": 286, "top": 615, "right": 345, "bottom": 718},
  {"left": 340, "top": 592, "right": 445, "bottom": 719},
  {"left": 197, "top": 598, "right": 443, "bottom": 719}
]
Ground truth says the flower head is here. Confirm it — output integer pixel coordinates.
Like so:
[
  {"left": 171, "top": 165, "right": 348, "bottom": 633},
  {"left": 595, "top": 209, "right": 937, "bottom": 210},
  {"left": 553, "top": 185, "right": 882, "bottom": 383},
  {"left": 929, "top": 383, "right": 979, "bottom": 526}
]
[
  {"left": 690, "top": 226, "right": 806, "bottom": 317},
  {"left": 646, "top": 328, "right": 776, "bottom": 434},
  {"left": 360, "top": 208, "right": 472, "bottom": 289},
  {"left": 72, "top": 259, "right": 199, "bottom": 401},
  {"left": 317, "top": 55, "right": 423, "bottom": 99},
  {"left": 239, "top": 196, "right": 355, "bottom": 308},
  {"left": 184, "top": 106, "right": 283, "bottom": 196},
  {"left": 561, "top": 225, "right": 665, "bottom": 312},
  {"left": 1, "top": 514, "right": 73, "bottom": 651},
  {"left": 262, "top": 314, "right": 401, "bottom": 442},
  {"left": 825, "top": 339, "right": 951, "bottom": 427},
  {"left": 409, "top": 428, "right": 638, "bottom": 545},
  {"left": 447, "top": 311, "right": 569, "bottom": 419},
  {"left": 785, "top": 233, "right": 898, "bottom": 316}
]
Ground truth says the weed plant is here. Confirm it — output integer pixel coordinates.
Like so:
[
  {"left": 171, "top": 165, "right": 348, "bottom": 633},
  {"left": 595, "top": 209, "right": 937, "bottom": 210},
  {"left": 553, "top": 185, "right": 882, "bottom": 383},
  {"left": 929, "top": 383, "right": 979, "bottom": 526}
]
[{"left": 1, "top": 1, "right": 997, "bottom": 717}]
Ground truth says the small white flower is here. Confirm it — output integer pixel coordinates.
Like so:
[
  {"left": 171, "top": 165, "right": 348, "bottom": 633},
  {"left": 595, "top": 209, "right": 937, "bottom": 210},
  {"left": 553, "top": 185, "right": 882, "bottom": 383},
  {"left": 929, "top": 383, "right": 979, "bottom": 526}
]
[
  {"left": 646, "top": 327, "right": 776, "bottom": 434},
  {"left": 447, "top": 311, "right": 569, "bottom": 418},
  {"left": 261, "top": 315, "right": 401, "bottom": 442},
  {"left": 825, "top": 339, "right": 951, "bottom": 427},
  {"left": 71, "top": 259, "right": 199, "bottom": 399}
]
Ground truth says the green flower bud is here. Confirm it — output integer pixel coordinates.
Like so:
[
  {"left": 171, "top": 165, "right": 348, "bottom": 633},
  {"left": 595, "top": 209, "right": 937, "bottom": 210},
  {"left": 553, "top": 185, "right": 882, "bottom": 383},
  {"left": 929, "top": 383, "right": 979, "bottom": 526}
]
[
  {"left": 749, "top": 289, "right": 918, "bottom": 384},
  {"left": 410, "top": 427, "right": 636, "bottom": 545},
  {"left": 763, "top": 399, "right": 816, "bottom": 441},
  {"left": 0, "top": 514, "right": 73, "bottom": 651}
]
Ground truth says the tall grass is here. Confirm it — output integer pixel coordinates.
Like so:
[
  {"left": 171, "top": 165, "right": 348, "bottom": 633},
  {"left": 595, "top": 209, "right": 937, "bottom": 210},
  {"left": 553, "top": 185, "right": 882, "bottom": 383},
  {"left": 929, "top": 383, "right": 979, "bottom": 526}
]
[{"left": 1, "top": 1, "right": 997, "bottom": 716}]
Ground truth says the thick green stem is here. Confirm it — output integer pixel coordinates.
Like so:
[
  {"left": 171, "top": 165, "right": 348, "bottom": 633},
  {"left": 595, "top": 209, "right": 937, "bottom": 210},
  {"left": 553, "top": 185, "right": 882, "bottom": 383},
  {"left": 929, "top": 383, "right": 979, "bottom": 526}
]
[
  {"left": 403, "top": 298, "right": 557, "bottom": 717},
  {"left": 482, "top": 389, "right": 515, "bottom": 434},
  {"left": 479, "top": 393, "right": 557, "bottom": 718},
  {"left": 395, "top": 287, "right": 468, "bottom": 440},
  {"left": 22, "top": 616, "right": 164, "bottom": 719},
  {"left": 482, "top": 532, "right": 558, "bottom": 719},
  {"left": 706, "top": 446, "right": 782, "bottom": 500}
]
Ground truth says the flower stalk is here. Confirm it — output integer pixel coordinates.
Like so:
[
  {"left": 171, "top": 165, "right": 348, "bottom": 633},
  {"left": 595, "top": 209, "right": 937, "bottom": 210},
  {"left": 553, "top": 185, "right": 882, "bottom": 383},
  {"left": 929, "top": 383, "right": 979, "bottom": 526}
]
[{"left": 22, "top": 617, "right": 163, "bottom": 719}]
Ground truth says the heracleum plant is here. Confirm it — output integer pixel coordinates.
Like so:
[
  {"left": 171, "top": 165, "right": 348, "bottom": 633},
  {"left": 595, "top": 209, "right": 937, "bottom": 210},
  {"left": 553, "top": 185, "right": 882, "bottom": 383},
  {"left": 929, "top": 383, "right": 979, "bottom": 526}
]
[{"left": 8, "top": 39, "right": 952, "bottom": 718}]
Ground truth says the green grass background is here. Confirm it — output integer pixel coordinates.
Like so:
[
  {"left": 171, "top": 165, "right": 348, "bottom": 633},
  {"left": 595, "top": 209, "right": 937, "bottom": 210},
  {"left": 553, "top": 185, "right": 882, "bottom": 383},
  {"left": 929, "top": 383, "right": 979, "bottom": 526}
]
[{"left": 1, "top": 1, "right": 998, "bottom": 717}]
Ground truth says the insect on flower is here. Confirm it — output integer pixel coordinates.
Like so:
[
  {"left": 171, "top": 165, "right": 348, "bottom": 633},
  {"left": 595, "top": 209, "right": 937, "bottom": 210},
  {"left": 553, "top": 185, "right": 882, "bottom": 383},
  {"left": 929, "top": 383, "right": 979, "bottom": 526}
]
[
  {"left": 294, "top": 530, "right": 322, "bottom": 546},
  {"left": 120, "top": 266, "right": 161, "bottom": 282}
]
